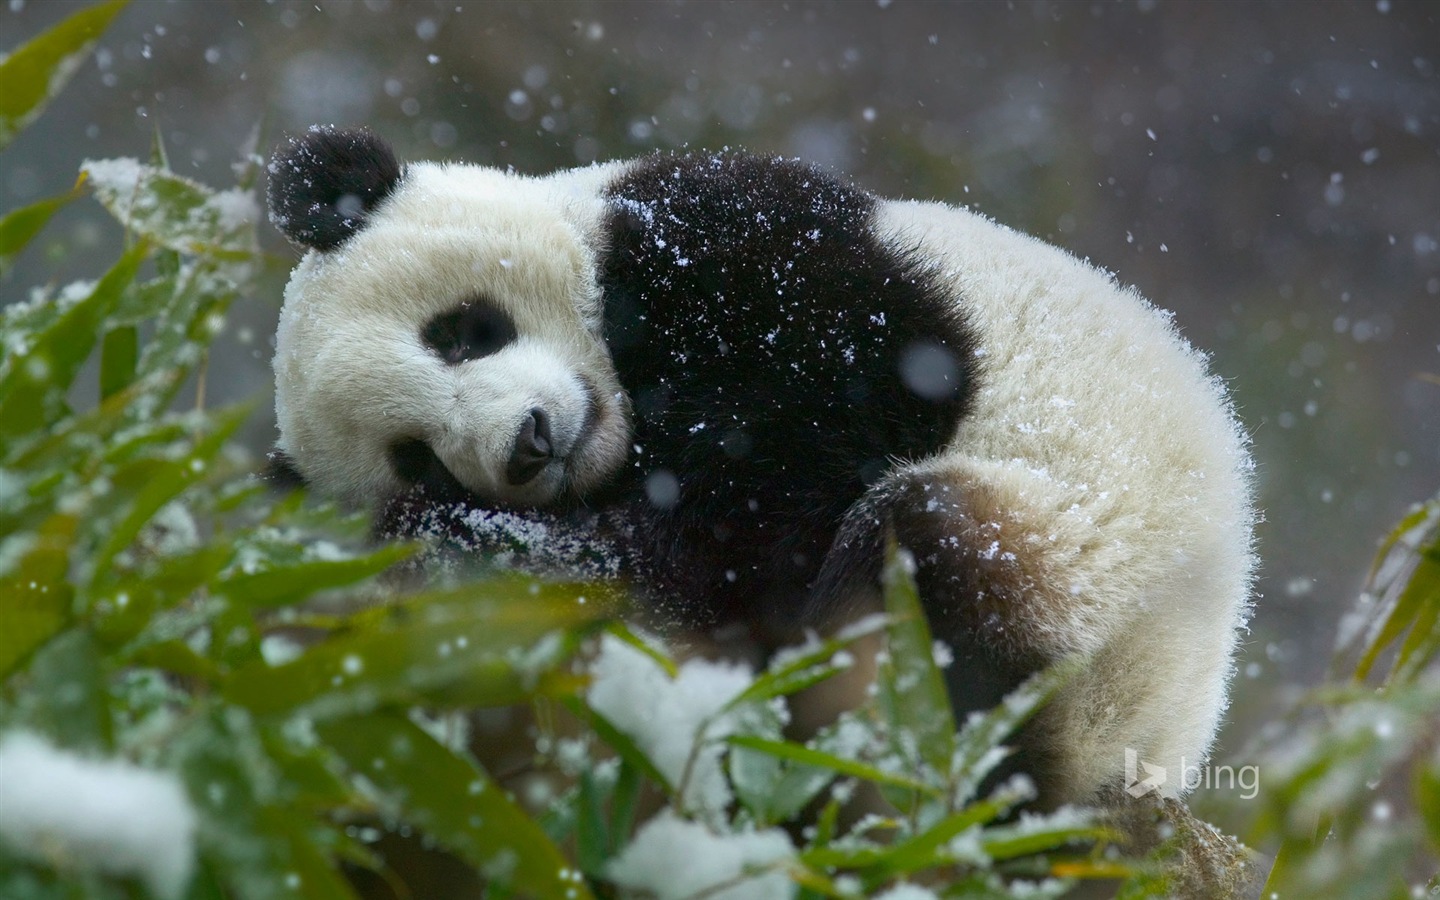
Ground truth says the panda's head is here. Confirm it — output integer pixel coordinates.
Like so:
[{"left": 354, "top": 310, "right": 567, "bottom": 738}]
[{"left": 266, "top": 125, "right": 631, "bottom": 509}]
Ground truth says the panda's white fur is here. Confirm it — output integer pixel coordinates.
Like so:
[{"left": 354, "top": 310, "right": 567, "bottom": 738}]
[
  {"left": 267, "top": 126, "right": 1255, "bottom": 806},
  {"left": 274, "top": 161, "right": 631, "bottom": 507},
  {"left": 874, "top": 201, "right": 1254, "bottom": 800}
]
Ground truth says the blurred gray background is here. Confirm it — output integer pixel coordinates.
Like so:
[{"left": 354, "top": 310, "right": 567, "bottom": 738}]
[{"left": 3, "top": 0, "right": 1437, "bottom": 829}]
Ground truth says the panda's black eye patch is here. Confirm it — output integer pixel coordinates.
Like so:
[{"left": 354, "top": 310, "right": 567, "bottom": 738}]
[{"left": 422, "top": 298, "right": 517, "bottom": 364}]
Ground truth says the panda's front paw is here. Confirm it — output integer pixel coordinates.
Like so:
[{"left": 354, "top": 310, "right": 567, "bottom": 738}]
[
  {"left": 375, "top": 483, "right": 460, "bottom": 542},
  {"left": 376, "top": 486, "right": 629, "bottom": 584}
]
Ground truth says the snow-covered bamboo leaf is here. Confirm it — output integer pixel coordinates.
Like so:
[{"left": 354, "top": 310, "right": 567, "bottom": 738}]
[
  {"left": 82, "top": 158, "right": 259, "bottom": 256},
  {"left": 86, "top": 404, "right": 250, "bottom": 587},
  {"left": 802, "top": 778, "right": 1032, "bottom": 881},
  {"left": 728, "top": 734, "right": 934, "bottom": 795},
  {"left": 0, "top": 378, "right": 184, "bottom": 557},
  {"left": 1351, "top": 496, "right": 1440, "bottom": 683},
  {"left": 724, "top": 617, "right": 885, "bottom": 714},
  {"left": 950, "top": 661, "right": 1076, "bottom": 805},
  {"left": 1390, "top": 554, "right": 1440, "bottom": 684},
  {"left": 876, "top": 536, "right": 955, "bottom": 796},
  {"left": 318, "top": 712, "right": 593, "bottom": 899},
  {"left": 0, "top": 0, "right": 128, "bottom": 150},
  {"left": 561, "top": 696, "right": 675, "bottom": 794},
  {"left": 132, "top": 273, "right": 239, "bottom": 410},
  {"left": 0, "top": 241, "right": 147, "bottom": 443},
  {"left": 2, "top": 368, "right": 173, "bottom": 471},
  {"left": 580, "top": 633, "right": 755, "bottom": 820},
  {"left": 729, "top": 742, "right": 837, "bottom": 826},
  {"left": 111, "top": 273, "right": 179, "bottom": 327},
  {"left": 0, "top": 729, "right": 202, "bottom": 899},
  {"left": 599, "top": 620, "right": 678, "bottom": 677}
]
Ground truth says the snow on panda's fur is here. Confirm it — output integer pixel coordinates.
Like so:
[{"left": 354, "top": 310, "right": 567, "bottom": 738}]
[{"left": 266, "top": 125, "right": 1255, "bottom": 807}]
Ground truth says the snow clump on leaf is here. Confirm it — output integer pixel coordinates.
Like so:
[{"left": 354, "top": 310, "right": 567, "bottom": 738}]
[
  {"left": 586, "top": 633, "right": 754, "bottom": 823},
  {"left": 607, "top": 808, "right": 795, "bottom": 900},
  {"left": 0, "top": 730, "right": 198, "bottom": 899}
]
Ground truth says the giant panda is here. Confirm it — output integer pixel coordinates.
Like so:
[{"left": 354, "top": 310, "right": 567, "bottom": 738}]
[{"left": 265, "top": 125, "right": 1255, "bottom": 809}]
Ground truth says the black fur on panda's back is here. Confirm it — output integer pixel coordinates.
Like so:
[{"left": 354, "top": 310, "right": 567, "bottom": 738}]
[{"left": 596, "top": 152, "right": 979, "bottom": 634}]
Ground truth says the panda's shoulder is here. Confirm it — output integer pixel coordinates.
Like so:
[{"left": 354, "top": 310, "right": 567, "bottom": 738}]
[{"left": 601, "top": 150, "right": 874, "bottom": 237}]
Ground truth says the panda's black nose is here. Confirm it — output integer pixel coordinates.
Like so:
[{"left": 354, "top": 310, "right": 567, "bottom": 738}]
[{"left": 506, "top": 408, "right": 553, "bottom": 485}]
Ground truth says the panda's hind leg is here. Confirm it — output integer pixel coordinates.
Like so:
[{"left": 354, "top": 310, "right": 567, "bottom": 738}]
[{"left": 809, "top": 464, "right": 1075, "bottom": 803}]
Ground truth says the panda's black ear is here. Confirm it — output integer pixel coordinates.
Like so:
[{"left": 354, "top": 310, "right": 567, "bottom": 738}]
[{"left": 266, "top": 125, "right": 402, "bottom": 252}]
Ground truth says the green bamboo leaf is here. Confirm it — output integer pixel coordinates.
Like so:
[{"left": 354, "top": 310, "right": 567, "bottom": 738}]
[
  {"left": 607, "top": 759, "right": 642, "bottom": 855},
  {"left": 0, "top": 183, "right": 80, "bottom": 274},
  {"left": 0, "top": 513, "right": 76, "bottom": 680},
  {"left": 170, "top": 706, "right": 359, "bottom": 900},
  {"left": 801, "top": 782, "right": 1027, "bottom": 880},
  {"left": 1390, "top": 547, "right": 1440, "bottom": 682},
  {"left": 82, "top": 158, "right": 259, "bottom": 255},
  {"left": 88, "top": 403, "right": 250, "bottom": 584},
  {"left": 811, "top": 797, "right": 841, "bottom": 849},
  {"left": 1416, "top": 761, "right": 1440, "bottom": 850},
  {"left": 877, "top": 535, "right": 956, "bottom": 780},
  {"left": 1372, "top": 504, "right": 1434, "bottom": 572},
  {"left": 574, "top": 767, "right": 611, "bottom": 876},
  {"left": 0, "top": 0, "right": 129, "bottom": 150},
  {"left": 950, "top": 661, "right": 1076, "bottom": 804},
  {"left": 125, "top": 639, "right": 221, "bottom": 681},
  {"left": 223, "top": 585, "right": 599, "bottom": 719},
  {"left": 99, "top": 324, "right": 138, "bottom": 398},
  {"left": 133, "top": 269, "right": 238, "bottom": 406},
  {"left": 318, "top": 712, "right": 593, "bottom": 899},
  {"left": 1355, "top": 500, "right": 1440, "bottom": 681},
  {"left": 257, "top": 727, "right": 357, "bottom": 812},
  {"left": 729, "top": 731, "right": 831, "bottom": 826},
  {"left": 218, "top": 542, "right": 415, "bottom": 608},
  {"left": 601, "top": 621, "right": 678, "bottom": 677},
  {"left": 0, "top": 387, "right": 139, "bottom": 534},
  {"left": 563, "top": 695, "right": 675, "bottom": 793},
  {"left": 14, "top": 629, "right": 112, "bottom": 754},
  {"left": 111, "top": 273, "right": 178, "bottom": 326},
  {"left": 725, "top": 615, "right": 887, "bottom": 714},
  {"left": 1393, "top": 597, "right": 1440, "bottom": 683},
  {"left": 1, "top": 368, "right": 174, "bottom": 471},
  {"left": 0, "top": 240, "right": 147, "bottom": 442},
  {"left": 980, "top": 817, "right": 1107, "bottom": 862},
  {"left": 0, "top": 843, "right": 113, "bottom": 900},
  {"left": 727, "top": 735, "right": 936, "bottom": 795}
]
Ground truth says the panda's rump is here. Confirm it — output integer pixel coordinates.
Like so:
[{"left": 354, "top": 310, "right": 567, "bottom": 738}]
[{"left": 871, "top": 198, "right": 1255, "bottom": 801}]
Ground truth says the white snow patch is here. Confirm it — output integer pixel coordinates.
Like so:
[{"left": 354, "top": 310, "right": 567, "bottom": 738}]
[
  {"left": 81, "top": 157, "right": 145, "bottom": 195},
  {"left": 586, "top": 634, "right": 752, "bottom": 822},
  {"left": 607, "top": 809, "right": 795, "bottom": 900},
  {"left": 0, "top": 731, "right": 198, "bottom": 899},
  {"left": 207, "top": 187, "right": 260, "bottom": 232}
]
